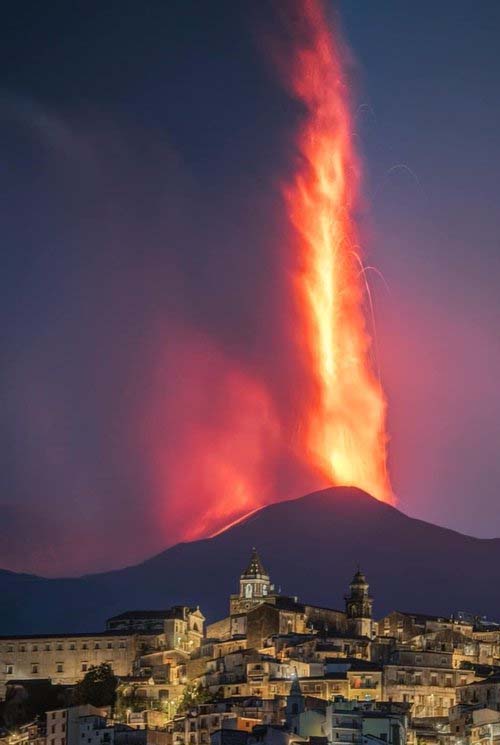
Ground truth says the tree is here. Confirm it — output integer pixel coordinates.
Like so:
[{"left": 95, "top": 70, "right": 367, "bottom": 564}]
[
  {"left": 177, "top": 683, "right": 213, "bottom": 713},
  {"left": 74, "top": 664, "right": 118, "bottom": 708}
]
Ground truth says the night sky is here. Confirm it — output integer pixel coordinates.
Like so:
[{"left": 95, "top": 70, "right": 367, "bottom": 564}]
[{"left": 2, "top": 0, "right": 500, "bottom": 577}]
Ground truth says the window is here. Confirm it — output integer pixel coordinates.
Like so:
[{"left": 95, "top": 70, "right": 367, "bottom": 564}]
[
  {"left": 94, "top": 642, "right": 100, "bottom": 650},
  {"left": 20, "top": 645, "right": 26, "bottom": 652},
  {"left": 31, "top": 664, "right": 39, "bottom": 674},
  {"left": 56, "top": 663, "right": 64, "bottom": 673},
  {"left": 119, "top": 641, "right": 126, "bottom": 649},
  {"left": 82, "top": 643, "right": 88, "bottom": 650},
  {"left": 69, "top": 643, "right": 76, "bottom": 650},
  {"left": 82, "top": 663, "right": 88, "bottom": 672},
  {"left": 107, "top": 642, "right": 113, "bottom": 649},
  {"left": 32, "top": 645, "right": 38, "bottom": 652},
  {"left": 57, "top": 643, "right": 63, "bottom": 651},
  {"left": 7, "top": 645, "right": 13, "bottom": 653},
  {"left": 45, "top": 644, "right": 51, "bottom": 651},
  {"left": 6, "top": 665, "right": 13, "bottom": 675}
]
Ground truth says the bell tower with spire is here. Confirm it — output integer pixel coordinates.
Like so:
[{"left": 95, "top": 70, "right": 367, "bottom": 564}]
[
  {"left": 345, "top": 568, "right": 374, "bottom": 638},
  {"left": 230, "top": 548, "right": 271, "bottom": 614},
  {"left": 285, "top": 673, "right": 305, "bottom": 733}
]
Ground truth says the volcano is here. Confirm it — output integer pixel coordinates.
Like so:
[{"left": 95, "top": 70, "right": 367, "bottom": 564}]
[{"left": 1, "top": 486, "right": 499, "bottom": 635}]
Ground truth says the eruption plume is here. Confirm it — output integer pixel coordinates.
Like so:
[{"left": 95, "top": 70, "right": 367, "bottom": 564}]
[
  {"left": 0, "top": 3, "right": 394, "bottom": 576},
  {"left": 147, "top": 1, "right": 393, "bottom": 547},
  {"left": 281, "top": 0, "right": 392, "bottom": 502}
]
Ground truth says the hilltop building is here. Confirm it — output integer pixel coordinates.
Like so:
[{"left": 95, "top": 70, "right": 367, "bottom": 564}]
[
  {"left": 2, "top": 548, "right": 500, "bottom": 745},
  {"left": 208, "top": 550, "right": 347, "bottom": 646}
]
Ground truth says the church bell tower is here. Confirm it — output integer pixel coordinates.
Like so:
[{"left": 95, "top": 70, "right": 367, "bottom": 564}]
[
  {"left": 239, "top": 548, "right": 270, "bottom": 602},
  {"left": 230, "top": 548, "right": 271, "bottom": 614},
  {"left": 345, "top": 568, "right": 374, "bottom": 638}
]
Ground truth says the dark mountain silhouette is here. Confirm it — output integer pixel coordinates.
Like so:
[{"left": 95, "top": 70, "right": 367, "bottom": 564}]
[{"left": 1, "top": 486, "right": 499, "bottom": 635}]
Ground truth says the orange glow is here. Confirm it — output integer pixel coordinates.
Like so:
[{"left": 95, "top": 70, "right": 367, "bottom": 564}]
[
  {"left": 284, "top": 0, "right": 392, "bottom": 502},
  {"left": 144, "top": 330, "right": 282, "bottom": 544}
]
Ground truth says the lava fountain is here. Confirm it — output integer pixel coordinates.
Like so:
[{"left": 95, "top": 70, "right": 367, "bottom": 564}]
[
  {"left": 281, "top": 0, "right": 392, "bottom": 502},
  {"left": 146, "top": 0, "right": 392, "bottom": 553}
]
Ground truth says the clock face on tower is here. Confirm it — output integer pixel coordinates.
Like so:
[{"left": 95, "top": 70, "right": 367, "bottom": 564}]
[{"left": 245, "top": 583, "right": 253, "bottom": 598}]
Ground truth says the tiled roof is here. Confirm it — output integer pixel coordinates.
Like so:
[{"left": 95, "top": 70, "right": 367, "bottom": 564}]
[
  {"left": 242, "top": 549, "right": 268, "bottom": 579},
  {"left": 0, "top": 630, "right": 151, "bottom": 640}
]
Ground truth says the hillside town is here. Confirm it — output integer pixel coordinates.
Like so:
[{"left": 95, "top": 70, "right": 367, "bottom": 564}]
[{"left": 1, "top": 551, "right": 500, "bottom": 745}]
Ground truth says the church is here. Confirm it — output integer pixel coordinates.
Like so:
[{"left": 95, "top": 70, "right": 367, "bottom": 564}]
[{"left": 206, "top": 548, "right": 375, "bottom": 648}]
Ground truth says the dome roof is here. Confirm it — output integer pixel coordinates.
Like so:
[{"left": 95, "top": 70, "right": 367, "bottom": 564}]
[{"left": 350, "top": 568, "right": 368, "bottom": 587}]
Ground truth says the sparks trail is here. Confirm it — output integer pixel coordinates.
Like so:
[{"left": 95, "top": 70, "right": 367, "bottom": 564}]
[{"left": 282, "top": 0, "right": 392, "bottom": 502}]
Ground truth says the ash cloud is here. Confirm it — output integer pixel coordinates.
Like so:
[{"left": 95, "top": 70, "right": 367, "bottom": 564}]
[{"left": 0, "top": 97, "right": 322, "bottom": 576}]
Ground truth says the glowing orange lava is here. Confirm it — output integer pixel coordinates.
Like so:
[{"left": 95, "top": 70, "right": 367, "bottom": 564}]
[{"left": 284, "top": 0, "right": 392, "bottom": 502}]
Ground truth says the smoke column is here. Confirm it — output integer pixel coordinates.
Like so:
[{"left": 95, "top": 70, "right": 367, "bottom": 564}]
[{"left": 280, "top": 0, "right": 392, "bottom": 502}]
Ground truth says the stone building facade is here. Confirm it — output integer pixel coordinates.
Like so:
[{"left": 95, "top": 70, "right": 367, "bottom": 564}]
[
  {"left": 383, "top": 649, "right": 476, "bottom": 718},
  {"left": 0, "top": 632, "right": 150, "bottom": 698}
]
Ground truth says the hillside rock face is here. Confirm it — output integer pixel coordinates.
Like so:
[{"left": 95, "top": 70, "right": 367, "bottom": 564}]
[{"left": 1, "top": 487, "right": 499, "bottom": 635}]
